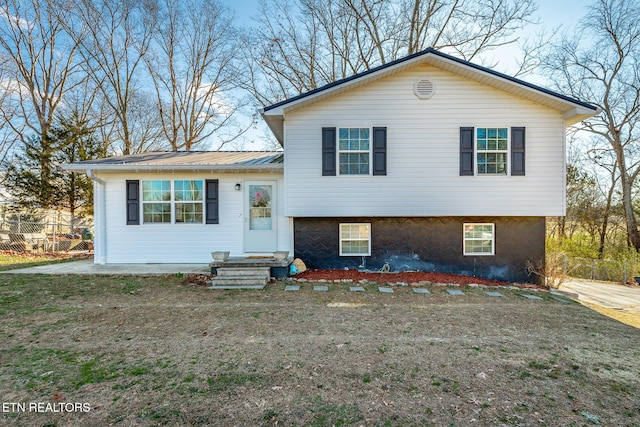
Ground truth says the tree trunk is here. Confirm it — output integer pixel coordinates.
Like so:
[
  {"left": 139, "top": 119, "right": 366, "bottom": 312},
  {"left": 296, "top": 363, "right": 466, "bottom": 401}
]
[
  {"left": 620, "top": 172, "right": 640, "bottom": 251},
  {"left": 598, "top": 209, "right": 609, "bottom": 258},
  {"left": 558, "top": 216, "right": 566, "bottom": 239},
  {"left": 598, "top": 174, "right": 616, "bottom": 257}
]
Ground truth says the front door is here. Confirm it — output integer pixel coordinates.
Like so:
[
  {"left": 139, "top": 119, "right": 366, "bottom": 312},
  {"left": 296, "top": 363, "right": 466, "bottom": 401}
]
[{"left": 244, "top": 181, "right": 277, "bottom": 252}]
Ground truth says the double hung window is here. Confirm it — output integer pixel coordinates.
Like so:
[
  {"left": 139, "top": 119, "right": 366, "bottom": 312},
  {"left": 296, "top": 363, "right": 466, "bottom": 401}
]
[
  {"left": 142, "top": 180, "right": 204, "bottom": 224},
  {"left": 339, "top": 128, "right": 370, "bottom": 175},
  {"left": 463, "top": 223, "right": 495, "bottom": 256},
  {"left": 476, "top": 128, "right": 508, "bottom": 175},
  {"left": 339, "top": 223, "right": 371, "bottom": 256}
]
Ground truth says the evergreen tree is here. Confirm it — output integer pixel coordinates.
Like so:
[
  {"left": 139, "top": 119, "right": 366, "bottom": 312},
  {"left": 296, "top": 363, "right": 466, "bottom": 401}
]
[
  {"left": 3, "top": 112, "right": 106, "bottom": 221},
  {"left": 4, "top": 132, "right": 61, "bottom": 210},
  {"left": 51, "top": 113, "right": 106, "bottom": 218}
]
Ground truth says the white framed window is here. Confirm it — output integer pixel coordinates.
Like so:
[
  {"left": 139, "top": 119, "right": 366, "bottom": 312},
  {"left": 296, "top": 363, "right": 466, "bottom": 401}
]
[
  {"left": 463, "top": 223, "right": 495, "bottom": 256},
  {"left": 142, "top": 180, "right": 171, "bottom": 223},
  {"left": 338, "top": 128, "right": 370, "bottom": 175},
  {"left": 174, "top": 180, "right": 204, "bottom": 223},
  {"left": 142, "top": 180, "right": 204, "bottom": 224},
  {"left": 476, "top": 128, "right": 508, "bottom": 175},
  {"left": 340, "top": 223, "right": 371, "bottom": 256}
]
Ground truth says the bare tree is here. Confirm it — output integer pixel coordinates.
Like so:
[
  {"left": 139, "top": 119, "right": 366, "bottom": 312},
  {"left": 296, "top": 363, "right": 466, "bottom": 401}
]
[
  {"left": 541, "top": 0, "right": 640, "bottom": 251},
  {"left": 146, "top": 0, "right": 245, "bottom": 151},
  {"left": 0, "top": 0, "right": 85, "bottom": 142},
  {"left": 240, "top": 0, "right": 538, "bottom": 105},
  {"left": 398, "top": 0, "right": 538, "bottom": 60},
  {"left": 0, "top": 58, "right": 18, "bottom": 165},
  {"left": 66, "top": 0, "right": 162, "bottom": 154}
]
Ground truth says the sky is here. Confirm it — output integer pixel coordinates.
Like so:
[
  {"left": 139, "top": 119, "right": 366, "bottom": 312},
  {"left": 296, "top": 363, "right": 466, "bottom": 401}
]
[
  {"left": 223, "top": 0, "right": 591, "bottom": 149},
  {"left": 228, "top": 0, "right": 588, "bottom": 29}
]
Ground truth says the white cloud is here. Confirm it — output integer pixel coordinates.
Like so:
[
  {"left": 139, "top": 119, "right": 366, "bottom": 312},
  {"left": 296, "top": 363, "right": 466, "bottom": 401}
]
[{"left": 0, "top": 6, "right": 33, "bottom": 30}]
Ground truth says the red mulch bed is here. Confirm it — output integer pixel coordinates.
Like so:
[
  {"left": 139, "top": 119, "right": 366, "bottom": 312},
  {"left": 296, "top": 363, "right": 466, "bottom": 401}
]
[{"left": 295, "top": 269, "right": 541, "bottom": 288}]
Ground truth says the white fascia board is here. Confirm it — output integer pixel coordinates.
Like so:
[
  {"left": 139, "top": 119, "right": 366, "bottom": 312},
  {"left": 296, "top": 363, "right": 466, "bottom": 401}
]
[
  {"left": 62, "top": 164, "right": 284, "bottom": 173},
  {"left": 563, "top": 106, "right": 601, "bottom": 125},
  {"left": 263, "top": 52, "right": 597, "bottom": 120},
  {"left": 429, "top": 55, "right": 599, "bottom": 116},
  {"left": 263, "top": 60, "right": 420, "bottom": 117}
]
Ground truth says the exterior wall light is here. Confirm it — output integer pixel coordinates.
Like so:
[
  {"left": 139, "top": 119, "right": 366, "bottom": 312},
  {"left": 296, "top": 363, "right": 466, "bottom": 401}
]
[{"left": 235, "top": 183, "right": 242, "bottom": 191}]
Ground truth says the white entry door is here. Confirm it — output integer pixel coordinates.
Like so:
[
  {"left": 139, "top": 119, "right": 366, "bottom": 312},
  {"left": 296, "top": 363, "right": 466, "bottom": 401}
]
[{"left": 244, "top": 181, "right": 277, "bottom": 252}]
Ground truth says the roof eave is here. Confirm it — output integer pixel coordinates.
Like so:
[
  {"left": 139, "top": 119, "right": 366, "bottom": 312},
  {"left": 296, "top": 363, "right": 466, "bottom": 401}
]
[
  {"left": 260, "top": 48, "right": 598, "bottom": 139},
  {"left": 259, "top": 109, "right": 285, "bottom": 146},
  {"left": 564, "top": 106, "right": 601, "bottom": 126},
  {"left": 62, "top": 164, "right": 284, "bottom": 173}
]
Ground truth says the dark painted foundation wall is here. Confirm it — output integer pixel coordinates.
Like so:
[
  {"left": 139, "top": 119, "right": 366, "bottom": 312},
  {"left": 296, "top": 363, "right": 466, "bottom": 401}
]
[{"left": 293, "top": 217, "right": 546, "bottom": 284}]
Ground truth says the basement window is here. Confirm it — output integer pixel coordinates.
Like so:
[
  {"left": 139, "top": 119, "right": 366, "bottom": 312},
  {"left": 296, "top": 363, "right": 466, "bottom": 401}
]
[
  {"left": 340, "top": 223, "right": 371, "bottom": 256},
  {"left": 463, "top": 223, "right": 495, "bottom": 256}
]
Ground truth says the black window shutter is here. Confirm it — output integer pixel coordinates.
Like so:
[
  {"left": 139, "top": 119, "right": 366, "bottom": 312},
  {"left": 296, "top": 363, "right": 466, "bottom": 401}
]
[
  {"left": 126, "top": 180, "right": 140, "bottom": 225},
  {"left": 205, "top": 179, "right": 219, "bottom": 224},
  {"left": 460, "top": 127, "right": 474, "bottom": 176},
  {"left": 511, "top": 127, "right": 526, "bottom": 176},
  {"left": 322, "top": 127, "right": 336, "bottom": 176},
  {"left": 372, "top": 127, "right": 387, "bottom": 176}
]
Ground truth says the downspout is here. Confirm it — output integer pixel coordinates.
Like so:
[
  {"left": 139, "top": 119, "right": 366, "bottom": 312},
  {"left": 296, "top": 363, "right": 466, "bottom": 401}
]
[{"left": 86, "top": 170, "right": 107, "bottom": 264}]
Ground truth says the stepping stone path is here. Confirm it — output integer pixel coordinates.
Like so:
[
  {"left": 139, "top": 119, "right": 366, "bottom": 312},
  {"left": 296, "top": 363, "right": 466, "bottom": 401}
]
[
  {"left": 262, "top": 283, "right": 562, "bottom": 303},
  {"left": 485, "top": 291, "right": 505, "bottom": 297},
  {"left": 520, "top": 294, "right": 543, "bottom": 300}
]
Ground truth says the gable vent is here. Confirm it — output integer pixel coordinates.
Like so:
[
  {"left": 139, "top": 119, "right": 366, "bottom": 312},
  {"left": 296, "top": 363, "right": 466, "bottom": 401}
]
[{"left": 413, "top": 79, "right": 435, "bottom": 99}]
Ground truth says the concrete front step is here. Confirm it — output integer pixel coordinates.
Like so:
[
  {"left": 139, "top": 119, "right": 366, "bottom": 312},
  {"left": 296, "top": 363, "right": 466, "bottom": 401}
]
[
  {"left": 208, "top": 275, "right": 268, "bottom": 290},
  {"left": 208, "top": 266, "right": 275, "bottom": 289},
  {"left": 216, "top": 267, "right": 271, "bottom": 278}
]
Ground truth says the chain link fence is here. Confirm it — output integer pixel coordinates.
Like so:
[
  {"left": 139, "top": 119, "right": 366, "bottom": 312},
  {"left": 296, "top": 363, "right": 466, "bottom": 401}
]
[
  {"left": 562, "top": 256, "right": 640, "bottom": 284},
  {"left": 0, "top": 209, "right": 94, "bottom": 252}
]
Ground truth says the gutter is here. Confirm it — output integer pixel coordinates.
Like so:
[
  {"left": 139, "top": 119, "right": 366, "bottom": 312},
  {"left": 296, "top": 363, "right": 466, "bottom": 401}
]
[
  {"left": 86, "top": 169, "right": 107, "bottom": 264},
  {"left": 64, "top": 164, "right": 284, "bottom": 173},
  {"left": 86, "top": 169, "right": 105, "bottom": 185}
]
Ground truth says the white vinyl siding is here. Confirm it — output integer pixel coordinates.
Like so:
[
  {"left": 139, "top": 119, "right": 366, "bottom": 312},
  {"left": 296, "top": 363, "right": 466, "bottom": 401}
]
[
  {"left": 283, "top": 65, "right": 566, "bottom": 217},
  {"left": 94, "top": 172, "right": 290, "bottom": 263}
]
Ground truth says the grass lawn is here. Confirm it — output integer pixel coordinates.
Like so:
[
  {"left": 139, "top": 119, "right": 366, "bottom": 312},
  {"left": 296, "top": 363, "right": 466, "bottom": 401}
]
[
  {"left": 0, "top": 252, "right": 87, "bottom": 272},
  {"left": 0, "top": 274, "right": 639, "bottom": 426}
]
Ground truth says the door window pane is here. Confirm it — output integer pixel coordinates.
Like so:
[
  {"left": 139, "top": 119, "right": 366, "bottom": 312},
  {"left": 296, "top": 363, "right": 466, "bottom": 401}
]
[{"left": 249, "top": 185, "right": 272, "bottom": 230}]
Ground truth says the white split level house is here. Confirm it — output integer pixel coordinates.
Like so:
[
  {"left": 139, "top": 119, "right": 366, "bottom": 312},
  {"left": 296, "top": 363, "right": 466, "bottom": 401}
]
[{"left": 65, "top": 48, "right": 598, "bottom": 283}]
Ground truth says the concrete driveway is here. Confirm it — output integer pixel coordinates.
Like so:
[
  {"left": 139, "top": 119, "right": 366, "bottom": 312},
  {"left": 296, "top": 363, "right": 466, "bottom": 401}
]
[
  {"left": 1, "top": 259, "right": 210, "bottom": 275},
  {"left": 559, "top": 279, "right": 640, "bottom": 312}
]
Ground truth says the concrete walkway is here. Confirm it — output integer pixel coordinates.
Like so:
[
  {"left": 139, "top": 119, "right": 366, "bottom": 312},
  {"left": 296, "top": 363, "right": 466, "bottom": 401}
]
[
  {"left": 1, "top": 259, "right": 210, "bottom": 275},
  {"left": 559, "top": 279, "right": 640, "bottom": 312}
]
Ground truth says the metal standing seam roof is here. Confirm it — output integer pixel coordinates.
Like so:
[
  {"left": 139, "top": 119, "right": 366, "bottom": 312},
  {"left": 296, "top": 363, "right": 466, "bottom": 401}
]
[{"left": 63, "top": 151, "right": 284, "bottom": 172}]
